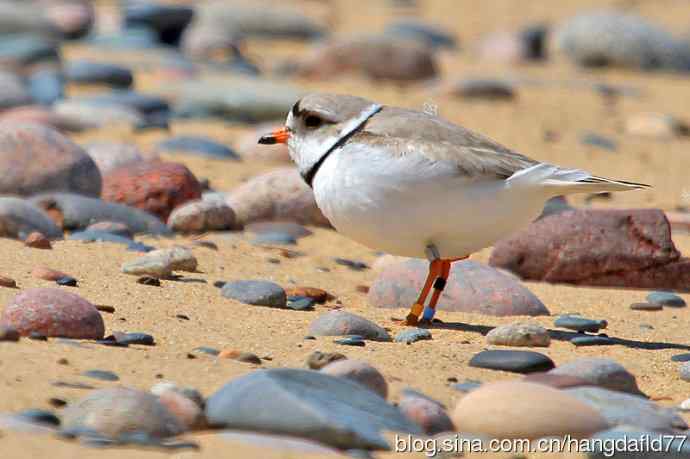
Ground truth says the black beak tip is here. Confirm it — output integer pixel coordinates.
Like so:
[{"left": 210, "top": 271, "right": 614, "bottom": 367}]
[{"left": 258, "top": 135, "right": 276, "bottom": 145}]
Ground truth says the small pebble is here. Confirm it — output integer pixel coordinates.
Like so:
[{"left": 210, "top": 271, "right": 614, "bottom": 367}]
[
  {"left": 680, "top": 399, "right": 690, "bottom": 411},
  {"left": 672, "top": 353, "right": 690, "bottom": 362},
  {"left": 218, "top": 350, "right": 262, "bottom": 364},
  {"left": 394, "top": 328, "right": 432, "bottom": 344},
  {"left": 647, "top": 291, "right": 686, "bottom": 308},
  {"left": 221, "top": 280, "right": 287, "bottom": 308},
  {"left": 52, "top": 381, "right": 95, "bottom": 390},
  {"left": 56, "top": 276, "right": 78, "bottom": 287},
  {"left": 571, "top": 335, "right": 614, "bottom": 346},
  {"left": 469, "top": 350, "right": 555, "bottom": 374},
  {"left": 630, "top": 302, "right": 662, "bottom": 311},
  {"left": 0, "top": 325, "right": 20, "bottom": 342},
  {"left": 451, "top": 380, "right": 483, "bottom": 393},
  {"left": 486, "top": 323, "right": 550, "bottom": 347},
  {"left": 307, "top": 351, "right": 347, "bottom": 370},
  {"left": 137, "top": 276, "right": 161, "bottom": 286},
  {"left": 580, "top": 132, "right": 617, "bottom": 152},
  {"left": 334, "top": 335, "right": 366, "bottom": 347},
  {"left": 0, "top": 275, "right": 17, "bottom": 288},
  {"left": 554, "top": 315, "right": 608, "bottom": 333},
  {"left": 29, "top": 332, "right": 48, "bottom": 341},
  {"left": 284, "top": 286, "right": 331, "bottom": 303},
  {"left": 24, "top": 231, "right": 52, "bottom": 249},
  {"left": 334, "top": 258, "right": 369, "bottom": 271},
  {"left": 213, "top": 281, "right": 226, "bottom": 288},
  {"left": 95, "top": 305, "right": 115, "bottom": 314},
  {"left": 111, "top": 332, "right": 155, "bottom": 346},
  {"left": 251, "top": 232, "right": 297, "bottom": 246},
  {"left": 680, "top": 362, "right": 690, "bottom": 382},
  {"left": 49, "top": 398, "right": 67, "bottom": 408},
  {"left": 17, "top": 409, "right": 60, "bottom": 427},
  {"left": 82, "top": 370, "right": 120, "bottom": 382},
  {"left": 286, "top": 296, "right": 315, "bottom": 311},
  {"left": 193, "top": 346, "right": 220, "bottom": 356}
]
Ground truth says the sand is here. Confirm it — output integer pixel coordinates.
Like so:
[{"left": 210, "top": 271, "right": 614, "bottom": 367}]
[{"left": 2, "top": 0, "right": 690, "bottom": 457}]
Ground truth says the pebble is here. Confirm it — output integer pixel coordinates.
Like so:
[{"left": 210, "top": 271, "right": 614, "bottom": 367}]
[
  {"left": 0, "top": 35, "right": 59, "bottom": 69},
  {"left": 394, "top": 328, "right": 432, "bottom": 344},
  {"left": 450, "top": 379, "right": 482, "bottom": 393},
  {"left": 62, "top": 387, "right": 184, "bottom": 439},
  {"left": 286, "top": 296, "right": 315, "bottom": 311},
  {"left": 102, "top": 160, "right": 202, "bottom": 221},
  {"left": 82, "top": 370, "right": 119, "bottom": 382},
  {"left": 647, "top": 291, "right": 686, "bottom": 307},
  {"left": 554, "top": 315, "right": 608, "bottom": 333},
  {"left": 0, "top": 123, "right": 101, "bottom": 197},
  {"left": 85, "top": 142, "right": 145, "bottom": 176},
  {"left": 146, "top": 246, "right": 198, "bottom": 272},
  {"left": 247, "top": 222, "right": 313, "bottom": 240},
  {"left": 122, "top": 254, "right": 174, "bottom": 278},
  {"left": 54, "top": 99, "right": 144, "bottom": 128},
  {"left": 29, "top": 191, "right": 171, "bottom": 234},
  {"left": 334, "top": 258, "right": 369, "bottom": 271},
  {"left": 580, "top": 132, "right": 617, "bottom": 151},
  {"left": 29, "top": 331, "right": 48, "bottom": 341},
  {"left": 0, "top": 197, "right": 63, "bottom": 240},
  {"left": 218, "top": 349, "right": 262, "bottom": 365},
  {"left": 449, "top": 78, "right": 516, "bottom": 101},
  {"left": 571, "top": 335, "right": 614, "bottom": 346},
  {"left": 671, "top": 353, "right": 690, "bottom": 362},
  {"left": 193, "top": 346, "right": 220, "bottom": 357},
  {"left": 308, "top": 311, "right": 391, "bottom": 342},
  {"left": 168, "top": 199, "right": 237, "bottom": 233},
  {"left": 157, "top": 136, "right": 240, "bottom": 160},
  {"left": 151, "top": 382, "right": 204, "bottom": 430},
  {"left": 252, "top": 232, "right": 297, "bottom": 246},
  {"left": 565, "top": 386, "right": 687, "bottom": 432},
  {"left": 0, "top": 71, "right": 32, "bottom": 110},
  {"left": 451, "top": 381, "right": 608, "bottom": 440},
  {"left": 221, "top": 280, "right": 287, "bottom": 308},
  {"left": 66, "top": 61, "right": 134, "bottom": 88},
  {"left": 32, "top": 267, "right": 70, "bottom": 282},
  {"left": 369, "top": 258, "right": 548, "bottom": 316},
  {"left": 16, "top": 409, "right": 61, "bottom": 427},
  {"left": 85, "top": 222, "right": 133, "bottom": 239},
  {"left": 85, "top": 90, "right": 169, "bottom": 116},
  {"left": 28, "top": 69, "right": 64, "bottom": 106},
  {"left": 226, "top": 168, "right": 331, "bottom": 227},
  {"left": 0, "top": 325, "right": 20, "bottom": 342},
  {"left": 679, "top": 362, "right": 690, "bottom": 381},
  {"left": 124, "top": 3, "right": 194, "bottom": 46},
  {"left": 384, "top": 21, "right": 457, "bottom": 49},
  {"left": 110, "top": 332, "right": 155, "bottom": 346},
  {"left": 306, "top": 351, "right": 347, "bottom": 370},
  {"left": 334, "top": 336, "right": 366, "bottom": 347},
  {"left": 285, "top": 288, "right": 330, "bottom": 306},
  {"left": 468, "top": 350, "right": 555, "bottom": 374},
  {"left": 397, "top": 389, "right": 454, "bottom": 435},
  {"left": 0, "top": 275, "right": 17, "bottom": 289},
  {"left": 625, "top": 113, "right": 689, "bottom": 139},
  {"left": 485, "top": 323, "right": 550, "bottom": 347},
  {"left": 205, "top": 368, "right": 420, "bottom": 450},
  {"left": 23, "top": 231, "right": 52, "bottom": 249},
  {"left": 56, "top": 276, "right": 78, "bottom": 287},
  {"left": 0, "top": 288, "right": 104, "bottom": 339},
  {"left": 629, "top": 302, "right": 662, "bottom": 311},
  {"left": 320, "top": 359, "right": 387, "bottom": 398},
  {"left": 679, "top": 399, "right": 690, "bottom": 411},
  {"left": 550, "top": 358, "right": 643, "bottom": 395},
  {"left": 95, "top": 305, "right": 115, "bottom": 314}
]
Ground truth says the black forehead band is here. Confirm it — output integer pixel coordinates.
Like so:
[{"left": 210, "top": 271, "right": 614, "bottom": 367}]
[{"left": 291, "top": 100, "right": 301, "bottom": 117}]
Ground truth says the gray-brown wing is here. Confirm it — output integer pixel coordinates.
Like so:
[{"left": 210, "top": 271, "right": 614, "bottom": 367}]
[{"left": 360, "top": 106, "right": 538, "bottom": 179}]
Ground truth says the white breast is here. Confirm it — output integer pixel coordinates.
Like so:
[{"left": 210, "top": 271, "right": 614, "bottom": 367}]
[{"left": 312, "top": 142, "right": 547, "bottom": 259}]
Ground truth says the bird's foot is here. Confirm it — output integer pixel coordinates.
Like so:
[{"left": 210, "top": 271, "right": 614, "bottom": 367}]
[{"left": 405, "top": 303, "right": 424, "bottom": 326}]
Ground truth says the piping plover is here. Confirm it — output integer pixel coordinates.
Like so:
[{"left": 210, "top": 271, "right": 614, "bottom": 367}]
[{"left": 259, "top": 93, "right": 649, "bottom": 325}]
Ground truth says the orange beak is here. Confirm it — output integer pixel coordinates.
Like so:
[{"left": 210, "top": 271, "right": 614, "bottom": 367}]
[{"left": 258, "top": 127, "right": 289, "bottom": 145}]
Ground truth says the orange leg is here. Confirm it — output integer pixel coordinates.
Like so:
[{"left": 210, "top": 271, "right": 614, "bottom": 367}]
[
  {"left": 420, "top": 256, "right": 469, "bottom": 324},
  {"left": 405, "top": 259, "right": 442, "bottom": 325}
]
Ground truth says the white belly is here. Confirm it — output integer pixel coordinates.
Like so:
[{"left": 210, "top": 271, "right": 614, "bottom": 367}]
[{"left": 312, "top": 143, "right": 548, "bottom": 259}]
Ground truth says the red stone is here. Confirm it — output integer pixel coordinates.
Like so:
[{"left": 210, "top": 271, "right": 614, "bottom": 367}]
[
  {"left": 368, "top": 258, "right": 549, "bottom": 316},
  {"left": 1, "top": 288, "right": 104, "bottom": 339},
  {"left": 0, "top": 275, "right": 17, "bottom": 288},
  {"left": 489, "top": 208, "right": 690, "bottom": 290},
  {"left": 24, "top": 231, "right": 51, "bottom": 249},
  {"left": 102, "top": 160, "right": 202, "bottom": 221}
]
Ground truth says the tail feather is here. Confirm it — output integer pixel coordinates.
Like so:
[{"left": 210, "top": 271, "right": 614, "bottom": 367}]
[{"left": 507, "top": 163, "right": 650, "bottom": 194}]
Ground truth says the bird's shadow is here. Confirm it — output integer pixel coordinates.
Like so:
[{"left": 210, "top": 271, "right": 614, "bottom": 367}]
[{"left": 424, "top": 321, "right": 690, "bottom": 352}]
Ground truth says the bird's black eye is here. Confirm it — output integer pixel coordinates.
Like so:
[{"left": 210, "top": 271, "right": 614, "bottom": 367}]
[{"left": 304, "top": 115, "right": 322, "bottom": 129}]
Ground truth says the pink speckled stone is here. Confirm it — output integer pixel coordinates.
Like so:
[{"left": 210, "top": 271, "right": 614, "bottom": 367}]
[{"left": 1, "top": 288, "right": 104, "bottom": 339}]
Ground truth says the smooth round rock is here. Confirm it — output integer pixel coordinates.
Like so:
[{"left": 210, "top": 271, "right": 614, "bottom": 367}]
[
  {"left": 334, "top": 336, "right": 366, "bottom": 347},
  {"left": 121, "top": 253, "right": 174, "bottom": 278},
  {"left": 468, "top": 350, "right": 555, "bottom": 374},
  {"left": 85, "top": 221, "right": 132, "bottom": 238},
  {"left": 221, "top": 280, "right": 287, "bottom": 308},
  {"left": 554, "top": 315, "right": 608, "bottom": 333},
  {"left": 55, "top": 99, "right": 144, "bottom": 128},
  {"left": 85, "top": 142, "right": 145, "bottom": 175},
  {"left": 66, "top": 61, "right": 133, "bottom": 88},
  {"left": 486, "top": 323, "right": 550, "bottom": 347},
  {"left": 28, "top": 69, "right": 64, "bottom": 106},
  {"left": 157, "top": 136, "right": 240, "bottom": 160},
  {"left": 0, "top": 197, "right": 62, "bottom": 239},
  {"left": 205, "top": 368, "right": 420, "bottom": 450},
  {"left": 168, "top": 199, "right": 237, "bottom": 233},
  {"left": 82, "top": 370, "right": 119, "bottom": 382},
  {"left": 571, "top": 335, "right": 614, "bottom": 346},
  {"left": 308, "top": 311, "right": 391, "bottom": 342},
  {"left": 0, "top": 123, "right": 101, "bottom": 197},
  {"left": 62, "top": 387, "right": 184, "bottom": 439},
  {"left": 369, "top": 258, "right": 548, "bottom": 316},
  {"left": 565, "top": 386, "right": 687, "bottom": 432},
  {"left": 449, "top": 78, "right": 516, "bottom": 101},
  {"left": 226, "top": 168, "right": 330, "bottom": 227},
  {"left": 451, "top": 381, "right": 608, "bottom": 439},
  {"left": 1, "top": 288, "right": 104, "bottom": 339},
  {"left": 647, "top": 291, "right": 686, "bottom": 307},
  {"left": 398, "top": 389, "right": 454, "bottom": 435},
  {"left": 24, "top": 231, "right": 51, "bottom": 249},
  {"left": 321, "top": 359, "right": 388, "bottom": 398},
  {"left": 394, "top": 328, "right": 432, "bottom": 344},
  {"left": 102, "top": 160, "right": 202, "bottom": 221},
  {"left": 145, "top": 246, "right": 198, "bottom": 272},
  {"left": 679, "top": 362, "right": 690, "bottom": 382},
  {"left": 672, "top": 353, "right": 690, "bottom": 362},
  {"left": 550, "top": 358, "right": 643, "bottom": 395},
  {"left": 630, "top": 302, "right": 662, "bottom": 311}
]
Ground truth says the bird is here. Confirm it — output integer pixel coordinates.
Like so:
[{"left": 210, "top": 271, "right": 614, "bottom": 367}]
[{"left": 258, "top": 93, "right": 649, "bottom": 326}]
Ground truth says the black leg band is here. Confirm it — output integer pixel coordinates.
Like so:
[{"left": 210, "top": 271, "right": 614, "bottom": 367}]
[{"left": 433, "top": 277, "right": 447, "bottom": 291}]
